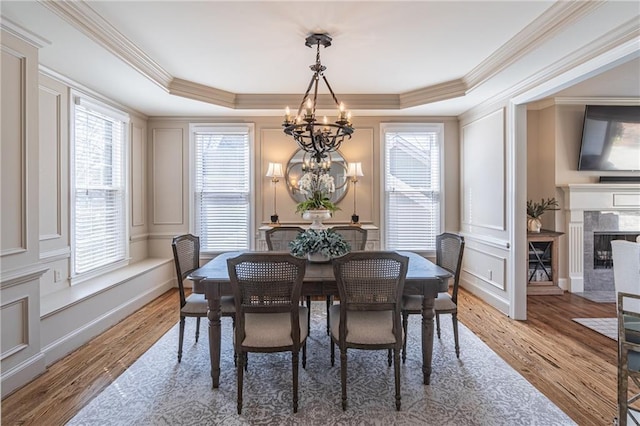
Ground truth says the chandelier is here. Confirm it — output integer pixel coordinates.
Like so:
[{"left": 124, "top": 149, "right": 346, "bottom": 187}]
[{"left": 283, "top": 33, "right": 354, "bottom": 163}]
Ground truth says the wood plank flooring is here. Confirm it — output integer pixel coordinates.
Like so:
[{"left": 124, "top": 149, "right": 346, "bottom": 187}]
[{"left": 1, "top": 288, "right": 617, "bottom": 425}]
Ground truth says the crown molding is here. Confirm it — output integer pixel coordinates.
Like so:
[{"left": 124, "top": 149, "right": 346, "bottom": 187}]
[
  {"left": 167, "top": 78, "right": 235, "bottom": 108},
  {"left": 399, "top": 78, "right": 467, "bottom": 108},
  {"left": 462, "top": 18, "right": 640, "bottom": 121},
  {"left": 38, "top": 0, "right": 636, "bottom": 113},
  {"left": 39, "top": 0, "right": 172, "bottom": 90},
  {"left": 0, "top": 16, "right": 50, "bottom": 48},
  {"left": 464, "top": 1, "right": 604, "bottom": 89},
  {"left": 553, "top": 97, "right": 640, "bottom": 105}
]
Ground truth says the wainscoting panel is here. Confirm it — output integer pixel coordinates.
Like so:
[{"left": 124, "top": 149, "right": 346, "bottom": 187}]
[
  {"left": 1, "top": 47, "right": 26, "bottom": 256},
  {"left": 461, "top": 109, "right": 506, "bottom": 233},
  {"left": 152, "top": 128, "right": 184, "bottom": 225},
  {"left": 131, "top": 122, "right": 146, "bottom": 227}
]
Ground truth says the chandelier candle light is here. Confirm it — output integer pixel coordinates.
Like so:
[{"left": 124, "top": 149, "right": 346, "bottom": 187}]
[
  {"left": 346, "top": 162, "right": 364, "bottom": 224},
  {"left": 283, "top": 33, "right": 354, "bottom": 163},
  {"left": 266, "top": 162, "right": 284, "bottom": 224}
]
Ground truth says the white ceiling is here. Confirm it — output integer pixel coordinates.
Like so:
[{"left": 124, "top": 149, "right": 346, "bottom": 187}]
[{"left": 1, "top": 1, "right": 639, "bottom": 118}]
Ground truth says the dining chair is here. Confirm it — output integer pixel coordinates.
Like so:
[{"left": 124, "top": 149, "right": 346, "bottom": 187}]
[
  {"left": 227, "top": 252, "right": 308, "bottom": 414},
  {"left": 265, "top": 226, "right": 305, "bottom": 251},
  {"left": 617, "top": 291, "right": 640, "bottom": 426},
  {"left": 330, "top": 251, "right": 409, "bottom": 411},
  {"left": 324, "top": 225, "right": 369, "bottom": 335},
  {"left": 265, "top": 226, "right": 311, "bottom": 331},
  {"left": 612, "top": 240, "right": 640, "bottom": 313},
  {"left": 171, "top": 234, "right": 235, "bottom": 363},
  {"left": 401, "top": 232, "right": 465, "bottom": 361}
]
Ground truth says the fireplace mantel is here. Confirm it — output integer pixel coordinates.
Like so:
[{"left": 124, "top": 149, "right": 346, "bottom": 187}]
[{"left": 559, "top": 183, "right": 640, "bottom": 292}]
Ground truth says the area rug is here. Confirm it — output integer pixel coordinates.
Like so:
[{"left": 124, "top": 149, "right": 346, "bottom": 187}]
[
  {"left": 573, "top": 317, "right": 617, "bottom": 341},
  {"left": 68, "top": 304, "right": 575, "bottom": 425}
]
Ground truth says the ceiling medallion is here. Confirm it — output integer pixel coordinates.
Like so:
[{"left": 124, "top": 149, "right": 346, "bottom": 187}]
[{"left": 283, "top": 33, "right": 354, "bottom": 162}]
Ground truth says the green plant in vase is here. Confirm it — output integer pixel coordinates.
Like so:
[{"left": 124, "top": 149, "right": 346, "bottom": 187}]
[
  {"left": 526, "top": 197, "right": 559, "bottom": 233},
  {"left": 289, "top": 229, "right": 350, "bottom": 261}
]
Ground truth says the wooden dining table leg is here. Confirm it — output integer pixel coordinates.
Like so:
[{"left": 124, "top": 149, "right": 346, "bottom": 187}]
[
  {"left": 421, "top": 290, "right": 436, "bottom": 385},
  {"left": 206, "top": 286, "right": 222, "bottom": 389}
]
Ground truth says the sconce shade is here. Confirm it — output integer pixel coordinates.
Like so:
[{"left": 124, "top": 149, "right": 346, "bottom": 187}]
[
  {"left": 266, "top": 162, "right": 284, "bottom": 178},
  {"left": 346, "top": 162, "right": 364, "bottom": 177}
]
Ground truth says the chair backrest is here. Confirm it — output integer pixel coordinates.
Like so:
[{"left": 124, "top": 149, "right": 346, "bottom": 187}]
[
  {"left": 612, "top": 240, "right": 640, "bottom": 311},
  {"left": 331, "top": 225, "right": 368, "bottom": 251},
  {"left": 333, "top": 251, "right": 408, "bottom": 311},
  {"left": 436, "top": 233, "right": 465, "bottom": 303},
  {"left": 227, "top": 253, "right": 307, "bottom": 348},
  {"left": 171, "top": 234, "right": 200, "bottom": 307},
  {"left": 265, "top": 226, "right": 305, "bottom": 251},
  {"left": 618, "top": 292, "right": 640, "bottom": 363}
]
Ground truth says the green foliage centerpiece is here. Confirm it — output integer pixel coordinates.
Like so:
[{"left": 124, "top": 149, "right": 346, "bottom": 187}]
[{"left": 289, "top": 229, "right": 350, "bottom": 262}]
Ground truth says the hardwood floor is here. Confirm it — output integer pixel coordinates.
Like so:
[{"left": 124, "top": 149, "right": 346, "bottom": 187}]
[{"left": 1, "top": 288, "right": 617, "bottom": 425}]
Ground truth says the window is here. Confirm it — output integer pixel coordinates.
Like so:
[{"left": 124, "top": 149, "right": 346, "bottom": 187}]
[
  {"left": 71, "top": 94, "right": 129, "bottom": 280},
  {"left": 382, "top": 124, "right": 443, "bottom": 251},
  {"left": 192, "top": 125, "right": 253, "bottom": 252}
]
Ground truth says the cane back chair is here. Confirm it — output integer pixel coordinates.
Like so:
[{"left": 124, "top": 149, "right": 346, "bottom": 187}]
[
  {"left": 330, "top": 251, "right": 409, "bottom": 411},
  {"left": 401, "top": 232, "right": 465, "bottom": 360},
  {"left": 171, "top": 234, "right": 235, "bottom": 362},
  {"left": 227, "top": 252, "right": 308, "bottom": 414}
]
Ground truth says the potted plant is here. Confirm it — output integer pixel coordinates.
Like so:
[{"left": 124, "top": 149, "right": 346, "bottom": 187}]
[
  {"left": 295, "top": 170, "right": 339, "bottom": 213},
  {"left": 289, "top": 229, "right": 350, "bottom": 262},
  {"left": 526, "top": 197, "right": 559, "bottom": 232}
]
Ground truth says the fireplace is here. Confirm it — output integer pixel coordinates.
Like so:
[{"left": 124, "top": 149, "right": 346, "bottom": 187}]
[
  {"left": 593, "top": 232, "right": 639, "bottom": 269},
  {"left": 582, "top": 210, "right": 640, "bottom": 291},
  {"left": 560, "top": 184, "right": 640, "bottom": 293}
]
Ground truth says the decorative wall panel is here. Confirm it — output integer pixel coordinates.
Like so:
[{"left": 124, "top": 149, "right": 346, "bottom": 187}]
[
  {"left": 1, "top": 48, "right": 26, "bottom": 255},
  {"left": 152, "top": 128, "right": 184, "bottom": 225},
  {"left": 1, "top": 298, "right": 28, "bottom": 359},
  {"left": 461, "top": 109, "right": 505, "bottom": 231},
  {"left": 131, "top": 123, "right": 145, "bottom": 227},
  {"left": 38, "top": 85, "right": 62, "bottom": 240}
]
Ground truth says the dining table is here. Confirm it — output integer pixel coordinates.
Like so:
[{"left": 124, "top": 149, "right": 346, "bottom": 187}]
[{"left": 190, "top": 250, "right": 452, "bottom": 388}]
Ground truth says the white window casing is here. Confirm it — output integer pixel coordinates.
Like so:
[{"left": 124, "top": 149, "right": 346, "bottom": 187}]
[{"left": 381, "top": 123, "right": 443, "bottom": 252}]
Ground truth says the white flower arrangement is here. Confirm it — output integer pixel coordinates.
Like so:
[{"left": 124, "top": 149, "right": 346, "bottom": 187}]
[
  {"left": 298, "top": 171, "right": 335, "bottom": 197},
  {"left": 295, "top": 170, "right": 339, "bottom": 215}
]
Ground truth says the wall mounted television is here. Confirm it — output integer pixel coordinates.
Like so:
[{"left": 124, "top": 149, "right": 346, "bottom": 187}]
[{"left": 577, "top": 105, "right": 640, "bottom": 172}]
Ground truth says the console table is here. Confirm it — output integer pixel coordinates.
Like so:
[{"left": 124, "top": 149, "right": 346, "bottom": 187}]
[
  {"left": 527, "top": 230, "right": 564, "bottom": 295},
  {"left": 257, "top": 224, "right": 379, "bottom": 251}
]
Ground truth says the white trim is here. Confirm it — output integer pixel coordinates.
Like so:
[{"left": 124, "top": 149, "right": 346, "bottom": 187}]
[
  {"left": 188, "top": 122, "right": 256, "bottom": 252},
  {"left": 0, "top": 17, "right": 50, "bottom": 48},
  {"left": 379, "top": 122, "right": 445, "bottom": 251},
  {"left": 69, "top": 91, "right": 131, "bottom": 282}
]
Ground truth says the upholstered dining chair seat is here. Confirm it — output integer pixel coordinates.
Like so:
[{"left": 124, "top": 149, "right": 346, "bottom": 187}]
[
  {"left": 329, "top": 305, "right": 400, "bottom": 345},
  {"left": 238, "top": 307, "right": 309, "bottom": 348},
  {"left": 402, "top": 293, "right": 456, "bottom": 313},
  {"left": 181, "top": 294, "right": 235, "bottom": 315}
]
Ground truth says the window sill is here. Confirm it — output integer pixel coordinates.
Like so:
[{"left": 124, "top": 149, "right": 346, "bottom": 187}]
[{"left": 41, "top": 258, "right": 172, "bottom": 318}]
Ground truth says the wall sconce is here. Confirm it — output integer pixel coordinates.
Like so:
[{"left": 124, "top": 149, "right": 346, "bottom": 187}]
[
  {"left": 266, "top": 162, "right": 284, "bottom": 224},
  {"left": 346, "top": 162, "right": 364, "bottom": 224}
]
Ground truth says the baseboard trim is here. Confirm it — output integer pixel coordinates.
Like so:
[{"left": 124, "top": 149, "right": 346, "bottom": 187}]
[
  {"left": 41, "top": 280, "right": 173, "bottom": 366},
  {"left": 1, "top": 352, "right": 46, "bottom": 398},
  {"left": 460, "top": 279, "right": 510, "bottom": 316}
]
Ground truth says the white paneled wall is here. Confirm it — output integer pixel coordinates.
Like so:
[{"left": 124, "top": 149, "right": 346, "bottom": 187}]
[
  {"left": 460, "top": 107, "right": 514, "bottom": 316},
  {"left": 0, "top": 28, "right": 171, "bottom": 398}
]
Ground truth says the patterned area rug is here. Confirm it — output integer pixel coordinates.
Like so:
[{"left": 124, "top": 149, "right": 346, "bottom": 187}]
[
  {"left": 69, "top": 304, "right": 575, "bottom": 425},
  {"left": 573, "top": 317, "right": 617, "bottom": 341}
]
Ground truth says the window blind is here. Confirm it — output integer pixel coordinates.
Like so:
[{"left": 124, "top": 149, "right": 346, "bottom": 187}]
[
  {"left": 73, "top": 101, "right": 127, "bottom": 276},
  {"left": 384, "top": 128, "right": 441, "bottom": 251},
  {"left": 194, "top": 129, "right": 251, "bottom": 251}
]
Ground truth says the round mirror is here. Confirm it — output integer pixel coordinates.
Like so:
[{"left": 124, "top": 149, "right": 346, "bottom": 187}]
[{"left": 285, "top": 150, "right": 349, "bottom": 204}]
